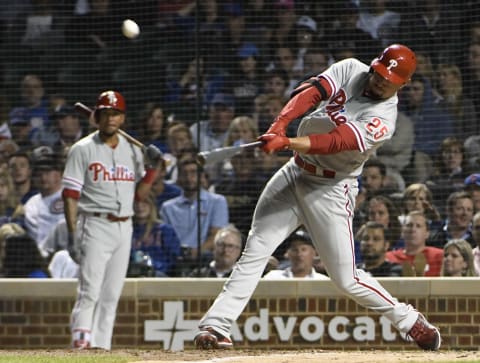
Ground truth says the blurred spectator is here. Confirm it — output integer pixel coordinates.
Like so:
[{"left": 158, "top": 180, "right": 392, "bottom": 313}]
[
  {"left": 398, "top": 74, "right": 454, "bottom": 157},
  {"left": 464, "top": 174, "right": 480, "bottom": 214},
  {"left": 189, "top": 224, "right": 243, "bottom": 278},
  {"left": 263, "top": 229, "right": 329, "bottom": 279},
  {"left": 413, "top": 51, "right": 436, "bottom": 86},
  {"left": 376, "top": 111, "right": 414, "bottom": 192},
  {"left": 269, "top": 46, "right": 301, "bottom": 98},
  {"left": 302, "top": 47, "right": 330, "bottom": 77},
  {"left": 399, "top": 183, "right": 441, "bottom": 228},
  {"left": 440, "top": 239, "right": 476, "bottom": 277},
  {"left": 326, "top": 2, "right": 380, "bottom": 65},
  {"left": 163, "top": 122, "right": 195, "bottom": 184},
  {"left": 356, "top": 0, "right": 400, "bottom": 47},
  {"left": 18, "top": 74, "right": 50, "bottom": 131},
  {"left": 398, "top": 0, "right": 462, "bottom": 65},
  {"left": 427, "top": 137, "right": 469, "bottom": 215},
  {"left": 230, "top": 42, "right": 264, "bottom": 116},
  {"left": 3, "top": 233, "right": 50, "bottom": 278},
  {"left": 8, "top": 107, "right": 35, "bottom": 149},
  {"left": 463, "top": 135, "right": 480, "bottom": 175},
  {"left": 472, "top": 211, "right": 480, "bottom": 276},
  {"left": 436, "top": 63, "right": 477, "bottom": 141},
  {"left": 151, "top": 159, "right": 182, "bottom": 212},
  {"left": 223, "top": 115, "right": 258, "bottom": 147},
  {"left": 0, "top": 223, "right": 26, "bottom": 277},
  {"left": 160, "top": 155, "right": 229, "bottom": 260},
  {"left": 190, "top": 93, "right": 236, "bottom": 184},
  {"left": 0, "top": 169, "right": 23, "bottom": 227},
  {"left": 463, "top": 41, "right": 480, "bottom": 122},
  {"left": 291, "top": 15, "right": 318, "bottom": 78},
  {"left": 356, "top": 222, "right": 402, "bottom": 277},
  {"left": 131, "top": 195, "right": 181, "bottom": 277},
  {"left": 366, "top": 196, "right": 402, "bottom": 250},
  {"left": 137, "top": 103, "right": 169, "bottom": 153},
  {"left": 190, "top": 93, "right": 235, "bottom": 152},
  {"left": 7, "top": 151, "right": 38, "bottom": 205},
  {"left": 386, "top": 211, "right": 443, "bottom": 277},
  {"left": 32, "top": 104, "right": 84, "bottom": 153},
  {"left": 0, "top": 138, "right": 19, "bottom": 168},
  {"left": 355, "top": 158, "right": 397, "bottom": 224},
  {"left": 262, "top": 68, "right": 289, "bottom": 101},
  {"left": 216, "top": 148, "right": 266, "bottom": 238},
  {"left": 428, "top": 191, "right": 475, "bottom": 249},
  {"left": 269, "top": 0, "right": 296, "bottom": 50},
  {"left": 23, "top": 148, "right": 65, "bottom": 249}
]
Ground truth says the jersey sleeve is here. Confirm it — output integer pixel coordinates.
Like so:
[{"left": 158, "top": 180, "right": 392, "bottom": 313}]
[
  {"left": 347, "top": 108, "right": 397, "bottom": 153},
  {"left": 319, "top": 58, "right": 366, "bottom": 103},
  {"left": 62, "top": 144, "right": 86, "bottom": 192}
]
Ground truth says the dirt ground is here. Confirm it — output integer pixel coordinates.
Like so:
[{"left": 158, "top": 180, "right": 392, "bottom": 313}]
[{"left": 129, "top": 349, "right": 480, "bottom": 363}]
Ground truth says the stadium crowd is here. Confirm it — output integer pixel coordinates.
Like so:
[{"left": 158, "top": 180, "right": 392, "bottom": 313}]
[{"left": 0, "top": 0, "right": 479, "bottom": 279}]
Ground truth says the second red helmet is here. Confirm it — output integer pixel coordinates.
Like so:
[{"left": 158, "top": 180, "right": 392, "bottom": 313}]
[{"left": 95, "top": 90, "right": 126, "bottom": 113}]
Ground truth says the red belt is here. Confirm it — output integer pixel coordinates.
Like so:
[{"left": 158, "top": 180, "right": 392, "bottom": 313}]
[
  {"left": 92, "top": 212, "right": 130, "bottom": 222},
  {"left": 294, "top": 153, "right": 336, "bottom": 179}
]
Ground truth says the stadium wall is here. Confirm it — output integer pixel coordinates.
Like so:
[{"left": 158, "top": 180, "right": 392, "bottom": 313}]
[{"left": 0, "top": 278, "right": 478, "bottom": 351}]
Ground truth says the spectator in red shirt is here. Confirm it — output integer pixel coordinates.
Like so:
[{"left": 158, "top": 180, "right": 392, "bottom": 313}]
[{"left": 386, "top": 211, "right": 443, "bottom": 276}]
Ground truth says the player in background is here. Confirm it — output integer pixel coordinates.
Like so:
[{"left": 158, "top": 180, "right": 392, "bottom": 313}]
[
  {"left": 62, "top": 90, "right": 163, "bottom": 350},
  {"left": 194, "top": 44, "right": 441, "bottom": 351}
]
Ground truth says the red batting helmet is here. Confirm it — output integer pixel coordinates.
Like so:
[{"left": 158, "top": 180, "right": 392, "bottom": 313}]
[
  {"left": 95, "top": 90, "right": 126, "bottom": 113},
  {"left": 370, "top": 44, "right": 417, "bottom": 85}
]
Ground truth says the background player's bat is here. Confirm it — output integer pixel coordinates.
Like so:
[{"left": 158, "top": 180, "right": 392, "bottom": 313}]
[
  {"left": 74, "top": 102, "right": 146, "bottom": 151},
  {"left": 196, "top": 141, "right": 264, "bottom": 166}
]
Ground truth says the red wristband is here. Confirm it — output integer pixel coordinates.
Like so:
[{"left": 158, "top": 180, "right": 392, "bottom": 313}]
[{"left": 142, "top": 168, "right": 156, "bottom": 185}]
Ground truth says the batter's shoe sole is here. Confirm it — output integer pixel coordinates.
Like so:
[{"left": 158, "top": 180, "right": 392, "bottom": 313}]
[
  {"left": 408, "top": 313, "right": 441, "bottom": 351},
  {"left": 194, "top": 327, "right": 233, "bottom": 350}
]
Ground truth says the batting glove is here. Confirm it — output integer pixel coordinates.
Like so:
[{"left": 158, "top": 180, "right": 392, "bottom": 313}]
[
  {"left": 258, "top": 133, "right": 290, "bottom": 153},
  {"left": 144, "top": 144, "right": 164, "bottom": 169},
  {"left": 265, "top": 118, "right": 287, "bottom": 137}
]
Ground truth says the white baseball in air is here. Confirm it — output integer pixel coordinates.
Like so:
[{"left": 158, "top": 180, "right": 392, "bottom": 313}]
[{"left": 122, "top": 19, "right": 140, "bottom": 39}]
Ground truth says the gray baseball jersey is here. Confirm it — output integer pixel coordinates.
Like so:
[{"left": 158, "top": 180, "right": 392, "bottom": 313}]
[
  {"left": 198, "top": 58, "right": 421, "bottom": 342},
  {"left": 63, "top": 131, "right": 144, "bottom": 350}
]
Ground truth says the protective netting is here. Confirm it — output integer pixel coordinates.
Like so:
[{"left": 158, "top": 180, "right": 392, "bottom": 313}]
[{"left": 0, "top": 1, "right": 479, "bottom": 278}]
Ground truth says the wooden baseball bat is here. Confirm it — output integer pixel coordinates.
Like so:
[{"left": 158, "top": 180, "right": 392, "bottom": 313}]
[
  {"left": 74, "top": 102, "right": 146, "bottom": 151},
  {"left": 196, "top": 141, "right": 264, "bottom": 166}
]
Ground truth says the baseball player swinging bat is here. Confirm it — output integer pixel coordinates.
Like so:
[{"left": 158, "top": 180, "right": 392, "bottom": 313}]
[
  {"left": 196, "top": 140, "right": 264, "bottom": 166},
  {"left": 74, "top": 102, "right": 146, "bottom": 152}
]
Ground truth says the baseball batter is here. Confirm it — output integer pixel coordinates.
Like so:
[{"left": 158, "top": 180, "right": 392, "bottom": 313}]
[
  {"left": 194, "top": 45, "right": 441, "bottom": 351},
  {"left": 62, "top": 91, "right": 162, "bottom": 350}
]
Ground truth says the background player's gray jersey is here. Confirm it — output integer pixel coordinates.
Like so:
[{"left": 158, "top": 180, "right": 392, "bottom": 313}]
[{"left": 62, "top": 132, "right": 144, "bottom": 216}]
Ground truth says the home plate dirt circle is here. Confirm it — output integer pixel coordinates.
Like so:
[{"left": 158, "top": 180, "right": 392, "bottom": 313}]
[{"left": 131, "top": 350, "right": 479, "bottom": 363}]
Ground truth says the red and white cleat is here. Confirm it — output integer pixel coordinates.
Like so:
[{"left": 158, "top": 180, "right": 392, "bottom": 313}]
[
  {"left": 408, "top": 314, "right": 441, "bottom": 351},
  {"left": 194, "top": 327, "right": 233, "bottom": 350}
]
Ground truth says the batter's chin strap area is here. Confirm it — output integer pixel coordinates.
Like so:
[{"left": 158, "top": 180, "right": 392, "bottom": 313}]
[{"left": 290, "top": 77, "right": 328, "bottom": 100}]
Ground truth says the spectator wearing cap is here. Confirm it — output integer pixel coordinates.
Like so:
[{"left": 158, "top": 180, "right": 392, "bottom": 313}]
[
  {"left": 263, "top": 229, "right": 329, "bottom": 279},
  {"left": 230, "top": 42, "right": 264, "bottom": 115},
  {"left": 292, "top": 15, "right": 317, "bottom": 78},
  {"left": 23, "top": 147, "right": 65, "bottom": 252},
  {"left": 464, "top": 174, "right": 480, "bottom": 214},
  {"left": 32, "top": 104, "right": 84, "bottom": 154},
  {"left": 8, "top": 107, "right": 35, "bottom": 149},
  {"left": 190, "top": 93, "right": 235, "bottom": 185}
]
